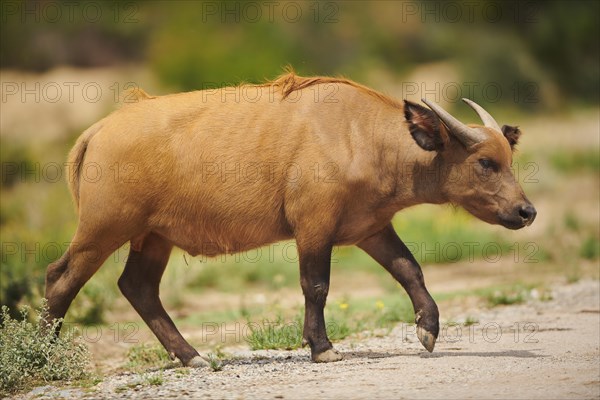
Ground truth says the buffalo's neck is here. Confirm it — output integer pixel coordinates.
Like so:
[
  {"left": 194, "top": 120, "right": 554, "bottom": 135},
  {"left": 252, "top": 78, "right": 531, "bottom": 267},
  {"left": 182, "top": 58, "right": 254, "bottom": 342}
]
[
  {"left": 405, "top": 152, "right": 448, "bottom": 205},
  {"left": 373, "top": 109, "right": 449, "bottom": 211}
]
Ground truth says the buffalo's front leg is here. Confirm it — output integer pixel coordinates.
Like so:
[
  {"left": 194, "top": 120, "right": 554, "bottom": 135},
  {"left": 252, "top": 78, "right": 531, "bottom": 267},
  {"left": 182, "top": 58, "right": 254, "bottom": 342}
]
[
  {"left": 358, "top": 224, "right": 439, "bottom": 352},
  {"left": 297, "top": 243, "right": 343, "bottom": 362}
]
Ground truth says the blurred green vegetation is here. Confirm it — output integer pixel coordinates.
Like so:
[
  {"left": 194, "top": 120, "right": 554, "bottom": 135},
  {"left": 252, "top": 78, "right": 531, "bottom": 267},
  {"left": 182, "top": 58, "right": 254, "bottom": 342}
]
[
  {"left": 550, "top": 149, "right": 600, "bottom": 174},
  {"left": 1, "top": 1, "right": 598, "bottom": 107}
]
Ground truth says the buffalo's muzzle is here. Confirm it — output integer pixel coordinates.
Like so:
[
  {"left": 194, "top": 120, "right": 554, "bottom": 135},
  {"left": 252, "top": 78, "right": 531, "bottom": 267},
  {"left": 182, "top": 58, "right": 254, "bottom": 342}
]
[
  {"left": 518, "top": 203, "right": 537, "bottom": 226},
  {"left": 498, "top": 202, "right": 537, "bottom": 229}
]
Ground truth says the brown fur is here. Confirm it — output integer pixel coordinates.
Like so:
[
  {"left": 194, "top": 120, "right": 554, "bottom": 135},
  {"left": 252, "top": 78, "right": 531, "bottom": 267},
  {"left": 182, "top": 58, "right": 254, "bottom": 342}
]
[
  {"left": 46, "top": 71, "right": 535, "bottom": 365},
  {"left": 263, "top": 69, "right": 402, "bottom": 109}
]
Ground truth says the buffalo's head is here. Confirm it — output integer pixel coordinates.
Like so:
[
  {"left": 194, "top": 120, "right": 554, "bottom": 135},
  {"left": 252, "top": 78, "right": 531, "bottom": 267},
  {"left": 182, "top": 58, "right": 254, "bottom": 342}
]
[{"left": 404, "top": 98, "right": 536, "bottom": 230}]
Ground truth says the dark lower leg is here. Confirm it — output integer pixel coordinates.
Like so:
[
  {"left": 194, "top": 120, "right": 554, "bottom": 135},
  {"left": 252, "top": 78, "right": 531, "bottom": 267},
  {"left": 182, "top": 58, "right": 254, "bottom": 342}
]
[
  {"left": 118, "top": 234, "right": 200, "bottom": 365},
  {"left": 358, "top": 224, "right": 439, "bottom": 350},
  {"left": 45, "top": 251, "right": 73, "bottom": 322},
  {"left": 44, "top": 243, "right": 111, "bottom": 331},
  {"left": 302, "top": 282, "right": 331, "bottom": 355},
  {"left": 298, "top": 245, "right": 341, "bottom": 361}
]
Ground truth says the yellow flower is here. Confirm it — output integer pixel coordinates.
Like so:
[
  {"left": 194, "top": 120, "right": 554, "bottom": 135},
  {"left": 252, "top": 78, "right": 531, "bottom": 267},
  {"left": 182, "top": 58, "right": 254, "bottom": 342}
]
[
  {"left": 375, "top": 300, "right": 385, "bottom": 310},
  {"left": 339, "top": 302, "right": 349, "bottom": 310}
]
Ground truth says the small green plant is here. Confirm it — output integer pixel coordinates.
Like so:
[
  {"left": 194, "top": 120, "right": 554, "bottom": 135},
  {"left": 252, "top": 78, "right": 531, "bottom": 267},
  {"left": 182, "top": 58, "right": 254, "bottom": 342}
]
[
  {"left": 207, "top": 353, "right": 223, "bottom": 372},
  {"left": 213, "top": 344, "right": 227, "bottom": 359},
  {"left": 126, "top": 344, "right": 171, "bottom": 372},
  {"left": 0, "top": 302, "right": 91, "bottom": 396},
  {"left": 144, "top": 372, "right": 164, "bottom": 386},
  {"left": 487, "top": 289, "right": 526, "bottom": 307},
  {"left": 464, "top": 316, "right": 479, "bottom": 326}
]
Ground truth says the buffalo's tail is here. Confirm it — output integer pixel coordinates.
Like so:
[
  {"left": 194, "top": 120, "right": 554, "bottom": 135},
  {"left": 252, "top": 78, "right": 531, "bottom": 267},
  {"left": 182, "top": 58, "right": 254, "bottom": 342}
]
[{"left": 67, "top": 122, "right": 103, "bottom": 212}]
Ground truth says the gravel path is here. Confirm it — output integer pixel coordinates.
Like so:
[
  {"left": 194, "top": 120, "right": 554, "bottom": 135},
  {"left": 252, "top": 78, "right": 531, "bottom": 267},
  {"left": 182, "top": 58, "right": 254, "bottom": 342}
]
[{"left": 15, "top": 280, "right": 600, "bottom": 400}]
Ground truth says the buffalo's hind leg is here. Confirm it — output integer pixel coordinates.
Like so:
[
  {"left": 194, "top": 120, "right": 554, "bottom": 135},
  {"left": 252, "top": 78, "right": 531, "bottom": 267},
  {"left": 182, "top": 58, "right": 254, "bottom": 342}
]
[
  {"left": 297, "top": 242, "right": 343, "bottom": 363},
  {"left": 45, "top": 232, "right": 123, "bottom": 333},
  {"left": 118, "top": 233, "right": 208, "bottom": 367},
  {"left": 358, "top": 224, "right": 439, "bottom": 352}
]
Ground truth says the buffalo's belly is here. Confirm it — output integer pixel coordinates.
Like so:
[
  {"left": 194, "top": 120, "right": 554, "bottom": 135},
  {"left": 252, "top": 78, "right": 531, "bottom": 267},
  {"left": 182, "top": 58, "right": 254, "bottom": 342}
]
[{"left": 153, "top": 214, "right": 293, "bottom": 257}]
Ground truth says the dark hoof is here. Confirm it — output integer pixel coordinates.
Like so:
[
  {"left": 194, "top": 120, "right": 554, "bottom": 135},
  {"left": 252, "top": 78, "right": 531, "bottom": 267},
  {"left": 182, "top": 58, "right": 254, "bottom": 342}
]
[
  {"left": 417, "top": 326, "right": 437, "bottom": 352},
  {"left": 415, "top": 309, "right": 439, "bottom": 352}
]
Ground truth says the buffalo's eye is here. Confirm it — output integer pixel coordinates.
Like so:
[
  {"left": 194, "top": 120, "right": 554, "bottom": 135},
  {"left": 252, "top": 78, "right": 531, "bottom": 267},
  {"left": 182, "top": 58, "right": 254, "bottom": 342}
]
[{"left": 478, "top": 158, "right": 498, "bottom": 171}]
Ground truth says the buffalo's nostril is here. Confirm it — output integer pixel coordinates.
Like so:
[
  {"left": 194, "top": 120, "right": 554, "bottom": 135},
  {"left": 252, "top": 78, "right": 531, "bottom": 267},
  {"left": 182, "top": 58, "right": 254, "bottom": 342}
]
[{"left": 519, "top": 204, "right": 537, "bottom": 223}]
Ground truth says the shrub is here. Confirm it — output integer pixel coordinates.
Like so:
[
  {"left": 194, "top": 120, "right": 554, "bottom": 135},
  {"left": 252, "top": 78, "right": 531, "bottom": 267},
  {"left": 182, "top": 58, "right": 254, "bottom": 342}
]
[
  {"left": 0, "top": 302, "right": 91, "bottom": 395},
  {"left": 580, "top": 236, "right": 600, "bottom": 260}
]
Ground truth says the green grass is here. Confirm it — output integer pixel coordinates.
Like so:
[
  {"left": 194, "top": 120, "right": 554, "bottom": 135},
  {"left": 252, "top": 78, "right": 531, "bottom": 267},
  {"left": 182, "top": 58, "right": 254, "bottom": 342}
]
[
  {"left": 246, "top": 313, "right": 303, "bottom": 350},
  {"left": 245, "top": 295, "right": 414, "bottom": 351},
  {"left": 485, "top": 287, "right": 528, "bottom": 306},
  {"left": 372, "top": 299, "right": 414, "bottom": 328},
  {"left": 126, "top": 344, "right": 172, "bottom": 372},
  {"left": 244, "top": 311, "right": 354, "bottom": 351}
]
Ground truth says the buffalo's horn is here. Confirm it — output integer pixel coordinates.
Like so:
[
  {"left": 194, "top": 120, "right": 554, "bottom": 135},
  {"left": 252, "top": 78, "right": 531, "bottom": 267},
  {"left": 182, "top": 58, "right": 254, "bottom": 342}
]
[
  {"left": 462, "top": 98, "right": 502, "bottom": 132},
  {"left": 421, "top": 98, "right": 486, "bottom": 147}
]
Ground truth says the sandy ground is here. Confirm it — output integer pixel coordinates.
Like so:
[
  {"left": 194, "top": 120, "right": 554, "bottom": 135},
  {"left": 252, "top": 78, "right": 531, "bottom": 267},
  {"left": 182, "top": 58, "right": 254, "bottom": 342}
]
[{"left": 15, "top": 279, "right": 599, "bottom": 400}]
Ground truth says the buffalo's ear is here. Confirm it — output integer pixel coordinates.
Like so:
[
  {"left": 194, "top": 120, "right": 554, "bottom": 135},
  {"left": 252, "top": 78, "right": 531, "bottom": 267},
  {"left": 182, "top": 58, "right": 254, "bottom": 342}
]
[
  {"left": 404, "top": 100, "right": 445, "bottom": 151},
  {"left": 501, "top": 125, "right": 521, "bottom": 150}
]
